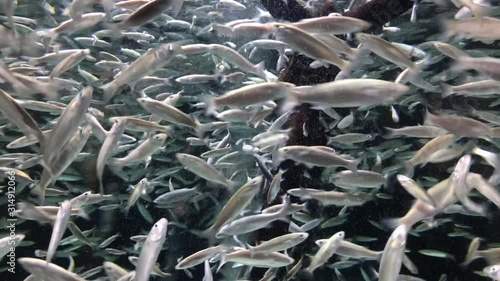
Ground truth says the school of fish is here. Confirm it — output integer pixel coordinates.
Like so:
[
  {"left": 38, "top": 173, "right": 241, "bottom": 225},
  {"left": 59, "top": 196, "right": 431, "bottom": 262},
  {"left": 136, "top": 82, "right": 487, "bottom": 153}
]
[{"left": 0, "top": 0, "right": 500, "bottom": 280}]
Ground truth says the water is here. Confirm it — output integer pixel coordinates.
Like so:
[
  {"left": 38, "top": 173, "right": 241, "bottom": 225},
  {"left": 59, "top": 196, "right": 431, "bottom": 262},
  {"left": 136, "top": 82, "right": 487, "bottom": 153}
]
[{"left": 0, "top": 0, "right": 500, "bottom": 280}]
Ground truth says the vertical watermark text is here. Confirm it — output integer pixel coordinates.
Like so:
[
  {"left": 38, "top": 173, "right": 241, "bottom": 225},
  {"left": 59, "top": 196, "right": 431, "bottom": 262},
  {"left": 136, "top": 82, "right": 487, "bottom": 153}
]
[{"left": 5, "top": 170, "right": 17, "bottom": 274}]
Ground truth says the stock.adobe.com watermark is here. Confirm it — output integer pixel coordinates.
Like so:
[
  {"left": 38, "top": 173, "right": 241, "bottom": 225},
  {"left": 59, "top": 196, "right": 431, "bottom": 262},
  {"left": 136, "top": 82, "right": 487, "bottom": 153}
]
[{"left": 5, "top": 170, "right": 17, "bottom": 274}]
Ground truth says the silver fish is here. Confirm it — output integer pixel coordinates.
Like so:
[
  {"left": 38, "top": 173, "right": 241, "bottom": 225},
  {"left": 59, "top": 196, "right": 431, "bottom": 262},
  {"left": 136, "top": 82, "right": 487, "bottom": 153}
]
[{"left": 135, "top": 218, "right": 168, "bottom": 281}]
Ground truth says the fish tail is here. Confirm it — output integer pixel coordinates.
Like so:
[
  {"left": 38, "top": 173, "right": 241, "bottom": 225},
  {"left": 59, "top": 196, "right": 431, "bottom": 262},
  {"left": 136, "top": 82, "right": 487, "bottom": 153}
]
[
  {"left": 201, "top": 95, "right": 217, "bottom": 117},
  {"left": 170, "top": 0, "right": 185, "bottom": 17},
  {"left": 195, "top": 121, "right": 214, "bottom": 139},
  {"left": 402, "top": 253, "right": 419, "bottom": 274},
  {"left": 216, "top": 252, "right": 227, "bottom": 273},
  {"left": 31, "top": 182, "right": 46, "bottom": 206},
  {"left": 101, "top": 0, "right": 116, "bottom": 18},
  {"left": 248, "top": 246, "right": 255, "bottom": 257},
  {"left": 108, "top": 158, "right": 126, "bottom": 172},
  {"left": 100, "top": 81, "right": 118, "bottom": 103},
  {"left": 470, "top": 2, "right": 490, "bottom": 18},
  {"left": 102, "top": 22, "right": 123, "bottom": 39},
  {"left": 440, "top": 83, "right": 454, "bottom": 99},
  {"left": 461, "top": 238, "right": 481, "bottom": 267},
  {"left": 99, "top": 179, "right": 105, "bottom": 196},
  {"left": 403, "top": 160, "right": 415, "bottom": 178},
  {"left": 255, "top": 60, "right": 266, "bottom": 77},
  {"left": 279, "top": 88, "right": 299, "bottom": 115},
  {"left": 423, "top": 109, "right": 434, "bottom": 126},
  {"left": 78, "top": 208, "right": 90, "bottom": 220},
  {"left": 36, "top": 28, "right": 58, "bottom": 47},
  {"left": 348, "top": 158, "right": 361, "bottom": 172},
  {"left": 200, "top": 227, "right": 217, "bottom": 245},
  {"left": 36, "top": 131, "right": 47, "bottom": 154},
  {"left": 348, "top": 47, "right": 361, "bottom": 61},
  {"left": 383, "top": 127, "right": 397, "bottom": 139},
  {"left": 381, "top": 217, "right": 402, "bottom": 230},
  {"left": 298, "top": 268, "right": 314, "bottom": 281}
]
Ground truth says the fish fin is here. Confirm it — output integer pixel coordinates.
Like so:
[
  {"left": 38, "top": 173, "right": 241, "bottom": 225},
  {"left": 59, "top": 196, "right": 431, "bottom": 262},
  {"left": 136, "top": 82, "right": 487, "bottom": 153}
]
[
  {"left": 36, "top": 131, "right": 47, "bottom": 154},
  {"left": 127, "top": 80, "right": 138, "bottom": 92},
  {"left": 255, "top": 60, "right": 266, "bottom": 77},
  {"left": 247, "top": 245, "right": 255, "bottom": 257},
  {"left": 31, "top": 182, "right": 46, "bottom": 206},
  {"left": 383, "top": 127, "right": 397, "bottom": 139},
  {"left": 100, "top": 82, "right": 118, "bottom": 103},
  {"left": 169, "top": 0, "right": 185, "bottom": 17},
  {"left": 288, "top": 221, "right": 302, "bottom": 233},
  {"left": 200, "top": 227, "right": 217, "bottom": 246},
  {"left": 402, "top": 254, "right": 419, "bottom": 274},
  {"left": 101, "top": 23, "right": 122, "bottom": 39},
  {"left": 195, "top": 120, "right": 214, "bottom": 139},
  {"left": 440, "top": 83, "right": 454, "bottom": 99},
  {"left": 101, "top": 0, "right": 116, "bottom": 17},
  {"left": 298, "top": 269, "right": 314, "bottom": 281},
  {"left": 403, "top": 160, "right": 415, "bottom": 178},
  {"left": 347, "top": 47, "right": 361, "bottom": 61},
  {"left": 216, "top": 253, "right": 226, "bottom": 273},
  {"left": 300, "top": 218, "right": 323, "bottom": 232},
  {"left": 309, "top": 60, "right": 324, "bottom": 69},
  {"left": 470, "top": 2, "right": 491, "bottom": 18},
  {"left": 201, "top": 95, "right": 217, "bottom": 117},
  {"left": 279, "top": 88, "right": 299, "bottom": 115},
  {"left": 348, "top": 159, "right": 361, "bottom": 172},
  {"left": 78, "top": 208, "right": 90, "bottom": 220},
  {"left": 36, "top": 28, "right": 58, "bottom": 47},
  {"left": 380, "top": 217, "right": 401, "bottom": 230},
  {"left": 461, "top": 238, "right": 481, "bottom": 267}
]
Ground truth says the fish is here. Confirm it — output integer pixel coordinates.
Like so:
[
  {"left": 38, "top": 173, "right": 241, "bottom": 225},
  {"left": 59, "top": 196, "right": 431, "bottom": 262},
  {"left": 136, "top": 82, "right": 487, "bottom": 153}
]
[
  {"left": 176, "top": 153, "right": 235, "bottom": 188},
  {"left": 306, "top": 231, "right": 345, "bottom": 273},
  {"left": 203, "top": 82, "right": 294, "bottom": 115},
  {"left": 110, "top": 0, "right": 185, "bottom": 32},
  {"left": 175, "top": 245, "right": 224, "bottom": 269},
  {"left": 100, "top": 43, "right": 181, "bottom": 101},
  {"left": 216, "top": 196, "right": 292, "bottom": 237},
  {"left": 247, "top": 232, "right": 309, "bottom": 255},
  {"left": 135, "top": 218, "right": 168, "bottom": 281},
  {"left": 18, "top": 257, "right": 86, "bottom": 281},
  {"left": 218, "top": 250, "right": 294, "bottom": 269},
  {"left": 278, "top": 145, "right": 361, "bottom": 171},
  {"left": 137, "top": 97, "right": 214, "bottom": 137},
  {"left": 291, "top": 15, "right": 371, "bottom": 34},
  {"left": 201, "top": 176, "right": 262, "bottom": 242},
  {"left": 5, "top": 1, "right": 500, "bottom": 281},
  {"left": 33, "top": 125, "right": 92, "bottom": 203},
  {"left": 289, "top": 79, "right": 409, "bottom": 109},
  {"left": 378, "top": 225, "right": 408, "bottom": 281},
  {"left": 46, "top": 200, "right": 72, "bottom": 263},
  {"left": 424, "top": 111, "right": 491, "bottom": 138},
  {"left": 483, "top": 264, "right": 500, "bottom": 281},
  {"left": 108, "top": 133, "right": 167, "bottom": 168},
  {"left": 397, "top": 174, "right": 437, "bottom": 207},
  {"left": 273, "top": 23, "right": 350, "bottom": 71},
  {"left": 42, "top": 86, "right": 93, "bottom": 171},
  {"left": 0, "top": 234, "right": 24, "bottom": 261},
  {"left": 0, "top": 88, "right": 46, "bottom": 150},
  {"left": 96, "top": 118, "right": 128, "bottom": 195}
]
